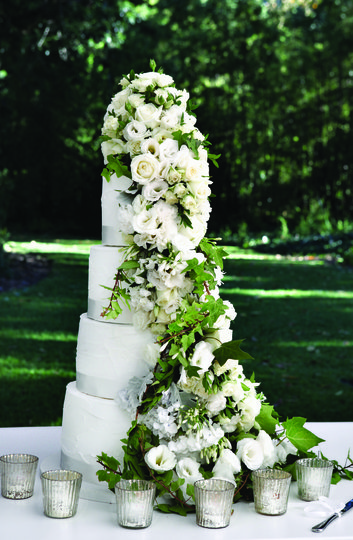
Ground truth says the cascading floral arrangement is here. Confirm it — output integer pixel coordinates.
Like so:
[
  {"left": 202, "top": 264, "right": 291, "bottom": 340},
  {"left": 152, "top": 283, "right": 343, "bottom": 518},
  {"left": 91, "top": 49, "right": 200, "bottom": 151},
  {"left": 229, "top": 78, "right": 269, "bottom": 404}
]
[{"left": 96, "top": 61, "right": 338, "bottom": 515}]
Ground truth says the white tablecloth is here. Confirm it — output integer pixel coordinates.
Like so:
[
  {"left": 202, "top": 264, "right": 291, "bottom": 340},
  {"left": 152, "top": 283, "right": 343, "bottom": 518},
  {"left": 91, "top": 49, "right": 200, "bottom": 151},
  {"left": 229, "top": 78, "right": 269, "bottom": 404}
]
[{"left": 0, "top": 423, "right": 352, "bottom": 539}]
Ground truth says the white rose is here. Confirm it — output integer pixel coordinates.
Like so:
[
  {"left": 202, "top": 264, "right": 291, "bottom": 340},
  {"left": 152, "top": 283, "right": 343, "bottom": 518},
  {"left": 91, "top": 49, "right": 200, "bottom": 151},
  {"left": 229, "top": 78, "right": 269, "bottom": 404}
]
[
  {"left": 236, "top": 438, "right": 264, "bottom": 470},
  {"left": 188, "top": 179, "right": 212, "bottom": 201},
  {"left": 164, "top": 190, "right": 178, "bottom": 205},
  {"left": 176, "top": 458, "right": 203, "bottom": 497},
  {"left": 213, "top": 449, "right": 241, "bottom": 483},
  {"left": 156, "top": 73, "right": 174, "bottom": 87},
  {"left": 123, "top": 120, "right": 148, "bottom": 141},
  {"left": 111, "top": 88, "right": 132, "bottom": 110},
  {"left": 181, "top": 194, "right": 198, "bottom": 215},
  {"left": 131, "top": 153, "right": 160, "bottom": 185},
  {"left": 190, "top": 341, "right": 214, "bottom": 374},
  {"left": 127, "top": 93, "right": 145, "bottom": 109},
  {"left": 185, "top": 158, "right": 206, "bottom": 182},
  {"left": 166, "top": 166, "right": 182, "bottom": 185},
  {"left": 142, "top": 179, "right": 168, "bottom": 202},
  {"left": 135, "top": 103, "right": 161, "bottom": 129},
  {"left": 131, "top": 75, "right": 154, "bottom": 92},
  {"left": 144, "top": 445, "right": 177, "bottom": 472},
  {"left": 172, "top": 182, "right": 188, "bottom": 198}
]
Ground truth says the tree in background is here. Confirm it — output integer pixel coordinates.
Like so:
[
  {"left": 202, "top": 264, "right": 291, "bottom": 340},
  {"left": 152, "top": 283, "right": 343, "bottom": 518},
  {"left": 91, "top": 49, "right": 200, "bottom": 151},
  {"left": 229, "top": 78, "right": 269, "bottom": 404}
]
[{"left": 0, "top": 0, "right": 352, "bottom": 238}]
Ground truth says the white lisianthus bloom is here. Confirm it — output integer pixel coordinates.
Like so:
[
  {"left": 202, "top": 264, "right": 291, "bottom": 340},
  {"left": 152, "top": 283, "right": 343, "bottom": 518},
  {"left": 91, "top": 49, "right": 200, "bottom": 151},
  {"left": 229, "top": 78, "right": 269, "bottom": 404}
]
[
  {"left": 275, "top": 436, "right": 297, "bottom": 464},
  {"left": 152, "top": 128, "right": 173, "bottom": 144},
  {"left": 159, "top": 138, "right": 180, "bottom": 162},
  {"left": 176, "top": 458, "right": 203, "bottom": 497},
  {"left": 218, "top": 413, "right": 240, "bottom": 434},
  {"left": 160, "top": 105, "right": 182, "bottom": 130},
  {"left": 141, "top": 137, "right": 160, "bottom": 157},
  {"left": 173, "top": 145, "right": 193, "bottom": 169},
  {"left": 144, "top": 445, "right": 177, "bottom": 472},
  {"left": 156, "top": 73, "right": 174, "bottom": 87},
  {"left": 213, "top": 449, "right": 241, "bottom": 484},
  {"left": 135, "top": 103, "right": 161, "bottom": 129},
  {"left": 131, "top": 153, "right": 160, "bottom": 185},
  {"left": 177, "top": 214, "right": 207, "bottom": 248},
  {"left": 123, "top": 120, "right": 148, "bottom": 141},
  {"left": 236, "top": 438, "right": 264, "bottom": 471},
  {"left": 190, "top": 341, "right": 214, "bottom": 374},
  {"left": 238, "top": 396, "right": 262, "bottom": 432},
  {"left": 257, "top": 430, "right": 277, "bottom": 468},
  {"left": 132, "top": 207, "right": 159, "bottom": 235},
  {"left": 142, "top": 179, "right": 168, "bottom": 202},
  {"left": 205, "top": 392, "right": 227, "bottom": 416}
]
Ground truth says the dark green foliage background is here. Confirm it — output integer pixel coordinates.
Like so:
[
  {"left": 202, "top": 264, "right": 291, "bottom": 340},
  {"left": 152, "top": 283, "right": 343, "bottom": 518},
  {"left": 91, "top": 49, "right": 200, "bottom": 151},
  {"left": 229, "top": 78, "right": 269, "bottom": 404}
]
[{"left": 1, "top": 0, "right": 353, "bottom": 238}]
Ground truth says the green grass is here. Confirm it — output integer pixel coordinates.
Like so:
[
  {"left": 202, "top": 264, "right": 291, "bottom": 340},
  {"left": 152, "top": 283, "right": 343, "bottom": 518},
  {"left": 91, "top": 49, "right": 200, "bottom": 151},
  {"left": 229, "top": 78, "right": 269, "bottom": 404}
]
[{"left": 0, "top": 240, "right": 352, "bottom": 426}]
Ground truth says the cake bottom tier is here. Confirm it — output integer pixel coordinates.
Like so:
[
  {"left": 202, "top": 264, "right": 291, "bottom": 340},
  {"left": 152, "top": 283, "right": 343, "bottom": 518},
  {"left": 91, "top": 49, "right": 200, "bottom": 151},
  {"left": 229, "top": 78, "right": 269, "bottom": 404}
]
[{"left": 61, "top": 382, "right": 131, "bottom": 502}]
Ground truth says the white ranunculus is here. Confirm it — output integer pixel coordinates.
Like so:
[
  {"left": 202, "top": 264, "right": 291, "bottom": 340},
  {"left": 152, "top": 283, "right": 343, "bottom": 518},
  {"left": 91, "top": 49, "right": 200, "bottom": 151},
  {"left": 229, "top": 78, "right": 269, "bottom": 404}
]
[
  {"left": 256, "top": 430, "right": 277, "bottom": 468},
  {"left": 123, "top": 120, "right": 148, "bottom": 141},
  {"left": 212, "top": 449, "right": 241, "bottom": 484},
  {"left": 190, "top": 341, "right": 214, "bottom": 374},
  {"left": 135, "top": 103, "right": 161, "bottom": 129},
  {"left": 131, "top": 153, "right": 160, "bottom": 185},
  {"left": 142, "top": 179, "right": 168, "bottom": 202},
  {"left": 205, "top": 392, "right": 227, "bottom": 416},
  {"left": 236, "top": 438, "right": 264, "bottom": 471},
  {"left": 126, "top": 139, "right": 142, "bottom": 156},
  {"left": 176, "top": 458, "right": 203, "bottom": 497},
  {"left": 144, "top": 445, "right": 177, "bottom": 472}
]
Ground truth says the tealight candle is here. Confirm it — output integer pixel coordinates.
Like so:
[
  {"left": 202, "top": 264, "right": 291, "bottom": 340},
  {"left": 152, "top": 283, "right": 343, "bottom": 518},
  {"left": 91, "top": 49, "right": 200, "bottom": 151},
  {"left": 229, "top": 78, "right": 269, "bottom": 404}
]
[
  {"left": 115, "top": 479, "right": 156, "bottom": 529},
  {"left": 252, "top": 469, "right": 292, "bottom": 516},
  {"left": 194, "top": 478, "right": 235, "bottom": 528},
  {"left": 296, "top": 458, "right": 333, "bottom": 501}
]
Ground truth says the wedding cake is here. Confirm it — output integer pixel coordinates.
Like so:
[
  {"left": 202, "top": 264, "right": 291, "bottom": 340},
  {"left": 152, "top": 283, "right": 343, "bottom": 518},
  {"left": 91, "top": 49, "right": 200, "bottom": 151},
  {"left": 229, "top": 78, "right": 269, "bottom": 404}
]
[{"left": 60, "top": 63, "right": 321, "bottom": 511}]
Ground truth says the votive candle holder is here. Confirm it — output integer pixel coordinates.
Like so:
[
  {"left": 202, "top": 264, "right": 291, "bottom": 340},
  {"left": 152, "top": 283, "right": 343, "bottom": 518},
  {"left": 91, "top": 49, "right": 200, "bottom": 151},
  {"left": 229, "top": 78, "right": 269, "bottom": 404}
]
[
  {"left": 252, "top": 469, "right": 292, "bottom": 515},
  {"left": 115, "top": 479, "right": 156, "bottom": 529},
  {"left": 194, "top": 478, "right": 235, "bottom": 528},
  {"left": 0, "top": 453, "right": 39, "bottom": 499},
  {"left": 296, "top": 458, "right": 333, "bottom": 501},
  {"left": 41, "top": 469, "right": 82, "bottom": 518}
]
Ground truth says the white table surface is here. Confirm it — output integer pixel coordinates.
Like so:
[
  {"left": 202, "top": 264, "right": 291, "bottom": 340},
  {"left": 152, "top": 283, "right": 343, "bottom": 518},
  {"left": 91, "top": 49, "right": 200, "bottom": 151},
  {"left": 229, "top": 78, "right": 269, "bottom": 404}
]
[{"left": 0, "top": 423, "right": 353, "bottom": 539}]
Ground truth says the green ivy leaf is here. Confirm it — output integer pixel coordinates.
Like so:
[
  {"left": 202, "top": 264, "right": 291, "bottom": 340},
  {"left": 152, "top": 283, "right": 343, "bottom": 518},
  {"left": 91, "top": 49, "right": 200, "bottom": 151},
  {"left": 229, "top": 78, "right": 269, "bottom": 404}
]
[
  {"left": 213, "top": 340, "right": 254, "bottom": 366},
  {"left": 282, "top": 417, "right": 325, "bottom": 453},
  {"left": 255, "top": 402, "right": 279, "bottom": 434}
]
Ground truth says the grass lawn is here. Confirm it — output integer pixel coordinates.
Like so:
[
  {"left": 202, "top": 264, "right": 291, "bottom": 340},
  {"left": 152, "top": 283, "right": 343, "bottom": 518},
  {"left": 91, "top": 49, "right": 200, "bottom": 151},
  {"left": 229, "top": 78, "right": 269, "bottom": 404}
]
[{"left": 0, "top": 240, "right": 352, "bottom": 427}]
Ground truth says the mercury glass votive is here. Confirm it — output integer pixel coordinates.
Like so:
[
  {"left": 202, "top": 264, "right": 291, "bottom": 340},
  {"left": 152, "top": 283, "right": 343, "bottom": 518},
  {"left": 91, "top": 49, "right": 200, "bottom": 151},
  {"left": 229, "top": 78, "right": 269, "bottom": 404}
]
[
  {"left": 296, "top": 458, "right": 333, "bottom": 501},
  {"left": 252, "top": 469, "right": 292, "bottom": 516},
  {"left": 194, "top": 478, "right": 235, "bottom": 529},
  {"left": 0, "top": 454, "right": 39, "bottom": 499},
  {"left": 115, "top": 479, "right": 156, "bottom": 529},
  {"left": 41, "top": 470, "right": 82, "bottom": 518}
]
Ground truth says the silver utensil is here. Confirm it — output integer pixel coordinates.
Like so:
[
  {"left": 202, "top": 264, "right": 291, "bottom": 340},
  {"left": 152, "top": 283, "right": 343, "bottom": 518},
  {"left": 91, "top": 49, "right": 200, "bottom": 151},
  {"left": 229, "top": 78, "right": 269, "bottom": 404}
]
[{"left": 312, "top": 498, "right": 353, "bottom": 533}]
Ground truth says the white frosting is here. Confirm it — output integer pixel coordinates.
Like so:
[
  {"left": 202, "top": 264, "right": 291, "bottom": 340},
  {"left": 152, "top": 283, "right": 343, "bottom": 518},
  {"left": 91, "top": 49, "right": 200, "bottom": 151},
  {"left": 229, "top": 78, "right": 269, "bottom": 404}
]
[
  {"left": 76, "top": 313, "right": 154, "bottom": 399},
  {"left": 101, "top": 174, "right": 133, "bottom": 246},
  {"left": 61, "top": 382, "right": 130, "bottom": 487},
  {"left": 87, "top": 245, "right": 132, "bottom": 324}
]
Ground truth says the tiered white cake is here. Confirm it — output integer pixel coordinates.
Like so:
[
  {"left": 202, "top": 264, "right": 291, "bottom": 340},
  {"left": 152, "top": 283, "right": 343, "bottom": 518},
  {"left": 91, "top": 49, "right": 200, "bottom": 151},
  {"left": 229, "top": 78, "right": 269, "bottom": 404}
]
[{"left": 60, "top": 173, "right": 154, "bottom": 502}]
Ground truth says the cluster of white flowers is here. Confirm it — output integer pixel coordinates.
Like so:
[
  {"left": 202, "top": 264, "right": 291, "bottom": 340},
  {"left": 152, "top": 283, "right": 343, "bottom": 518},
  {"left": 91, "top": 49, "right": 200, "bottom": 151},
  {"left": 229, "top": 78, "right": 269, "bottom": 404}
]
[{"left": 101, "top": 67, "right": 296, "bottom": 503}]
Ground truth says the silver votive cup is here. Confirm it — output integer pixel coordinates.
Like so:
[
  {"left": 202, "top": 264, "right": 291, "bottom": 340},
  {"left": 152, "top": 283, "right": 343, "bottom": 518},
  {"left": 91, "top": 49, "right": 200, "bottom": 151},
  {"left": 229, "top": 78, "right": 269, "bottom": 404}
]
[
  {"left": 252, "top": 469, "right": 292, "bottom": 515},
  {"left": 0, "top": 453, "right": 39, "bottom": 499},
  {"left": 194, "top": 478, "right": 235, "bottom": 528},
  {"left": 41, "top": 469, "right": 82, "bottom": 518},
  {"left": 115, "top": 479, "right": 156, "bottom": 529},
  {"left": 296, "top": 458, "right": 333, "bottom": 501}
]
